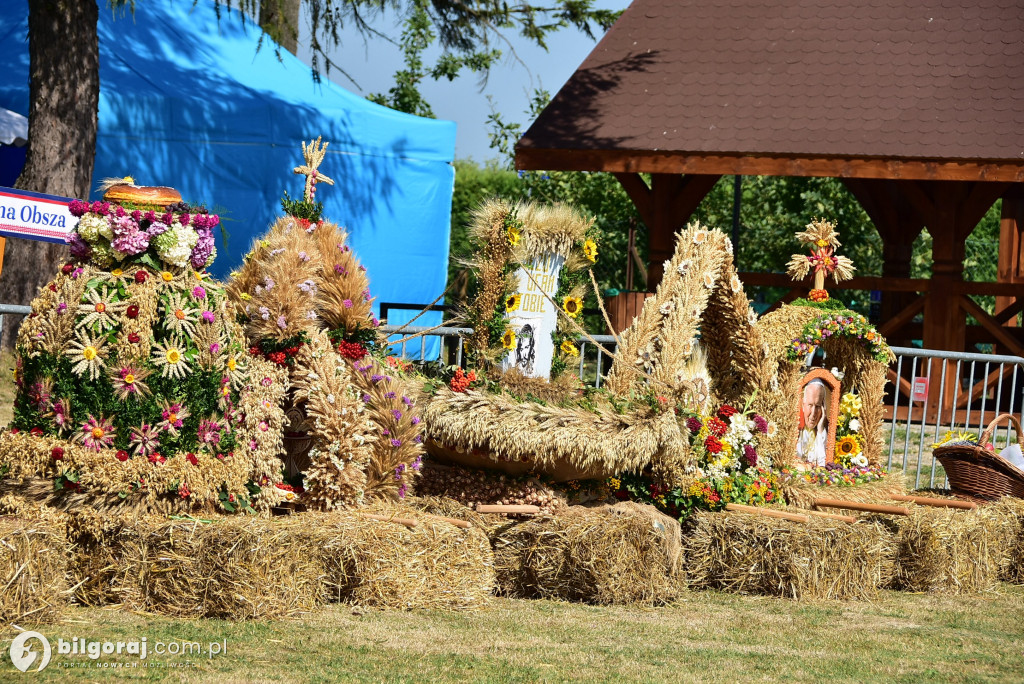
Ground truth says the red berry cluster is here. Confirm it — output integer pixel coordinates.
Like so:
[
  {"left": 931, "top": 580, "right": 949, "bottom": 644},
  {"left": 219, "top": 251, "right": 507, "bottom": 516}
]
[
  {"left": 250, "top": 344, "right": 303, "bottom": 366},
  {"left": 449, "top": 367, "right": 477, "bottom": 392},
  {"left": 336, "top": 340, "right": 368, "bottom": 360}
]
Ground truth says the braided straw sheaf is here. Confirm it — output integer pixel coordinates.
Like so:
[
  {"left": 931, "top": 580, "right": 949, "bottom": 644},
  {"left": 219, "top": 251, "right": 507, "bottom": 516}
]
[
  {"left": 420, "top": 387, "right": 690, "bottom": 477},
  {"left": 605, "top": 223, "right": 727, "bottom": 397},
  {"left": 702, "top": 246, "right": 765, "bottom": 407},
  {"left": 291, "top": 331, "right": 375, "bottom": 509}
]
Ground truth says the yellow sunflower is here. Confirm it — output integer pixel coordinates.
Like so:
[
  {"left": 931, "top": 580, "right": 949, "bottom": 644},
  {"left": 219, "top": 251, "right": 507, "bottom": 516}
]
[
  {"left": 505, "top": 293, "right": 522, "bottom": 313},
  {"left": 501, "top": 328, "right": 516, "bottom": 350},
  {"left": 583, "top": 239, "right": 598, "bottom": 263},
  {"left": 562, "top": 296, "right": 583, "bottom": 318},
  {"left": 506, "top": 226, "right": 521, "bottom": 247},
  {"left": 836, "top": 435, "right": 861, "bottom": 458},
  {"left": 560, "top": 339, "right": 579, "bottom": 357}
]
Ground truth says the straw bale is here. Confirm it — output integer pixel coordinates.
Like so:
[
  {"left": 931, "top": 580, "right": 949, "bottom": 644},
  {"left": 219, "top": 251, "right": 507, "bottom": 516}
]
[
  {"left": 491, "top": 503, "right": 683, "bottom": 605},
  {"left": 0, "top": 513, "right": 71, "bottom": 625},
  {"left": 683, "top": 510, "right": 896, "bottom": 600},
  {"left": 783, "top": 471, "right": 907, "bottom": 510},
  {"left": 983, "top": 497, "right": 1024, "bottom": 584},
  {"left": 62, "top": 506, "right": 494, "bottom": 617},
  {"left": 115, "top": 516, "right": 328, "bottom": 620},
  {"left": 314, "top": 503, "right": 495, "bottom": 610},
  {"left": 891, "top": 506, "right": 1008, "bottom": 594}
]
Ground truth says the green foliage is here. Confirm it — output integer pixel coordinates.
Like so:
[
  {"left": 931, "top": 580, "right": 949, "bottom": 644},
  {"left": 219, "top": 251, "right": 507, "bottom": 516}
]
[{"left": 280, "top": 190, "right": 324, "bottom": 223}]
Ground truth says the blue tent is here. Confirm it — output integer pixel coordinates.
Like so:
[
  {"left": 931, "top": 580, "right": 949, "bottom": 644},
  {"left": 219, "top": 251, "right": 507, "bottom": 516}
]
[{"left": 0, "top": 0, "right": 453, "bottom": 344}]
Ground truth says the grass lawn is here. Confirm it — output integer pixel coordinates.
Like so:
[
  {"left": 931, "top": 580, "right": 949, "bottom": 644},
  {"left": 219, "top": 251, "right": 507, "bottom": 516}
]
[{"left": 3, "top": 586, "right": 1024, "bottom": 683}]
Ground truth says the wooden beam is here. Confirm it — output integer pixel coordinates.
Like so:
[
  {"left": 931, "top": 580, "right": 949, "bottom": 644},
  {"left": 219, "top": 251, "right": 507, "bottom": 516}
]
[
  {"left": 612, "top": 173, "right": 654, "bottom": 227},
  {"left": 878, "top": 294, "right": 927, "bottom": 338},
  {"left": 670, "top": 174, "right": 721, "bottom": 219},
  {"left": 738, "top": 271, "right": 1023, "bottom": 297},
  {"left": 958, "top": 295, "right": 1024, "bottom": 357},
  {"left": 995, "top": 299, "right": 1024, "bottom": 325},
  {"left": 515, "top": 148, "right": 1024, "bottom": 183}
]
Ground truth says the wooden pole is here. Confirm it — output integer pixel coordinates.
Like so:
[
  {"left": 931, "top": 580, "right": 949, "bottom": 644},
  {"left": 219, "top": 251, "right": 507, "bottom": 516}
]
[
  {"left": 725, "top": 503, "right": 809, "bottom": 522},
  {"left": 813, "top": 498, "right": 911, "bottom": 516},
  {"left": 802, "top": 509, "right": 858, "bottom": 523},
  {"left": 890, "top": 494, "right": 977, "bottom": 510},
  {"left": 421, "top": 513, "right": 472, "bottom": 529},
  {"left": 357, "top": 513, "right": 418, "bottom": 528},
  {"left": 476, "top": 504, "right": 540, "bottom": 515}
]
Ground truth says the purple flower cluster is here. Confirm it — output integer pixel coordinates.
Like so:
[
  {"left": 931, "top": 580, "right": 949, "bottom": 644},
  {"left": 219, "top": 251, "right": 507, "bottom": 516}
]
[
  {"left": 111, "top": 214, "right": 151, "bottom": 255},
  {"left": 743, "top": 444, "right": 758, "bottom": 467},
  {"left": 752, "top": 414, "right": 769, "bottom": 434}
]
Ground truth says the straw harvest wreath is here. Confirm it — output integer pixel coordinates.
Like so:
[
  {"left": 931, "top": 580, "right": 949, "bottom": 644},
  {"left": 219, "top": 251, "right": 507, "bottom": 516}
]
[
  {"left": 0, "top": 180, "right": 289, "bottom": 513},
  {"left": 225, "top": 137, "right": 425, "bottom": 510}
]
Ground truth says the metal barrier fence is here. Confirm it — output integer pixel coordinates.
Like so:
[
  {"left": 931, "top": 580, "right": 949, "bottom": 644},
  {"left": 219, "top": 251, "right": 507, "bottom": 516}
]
[{"left": 384, "top": 325, "right": 1024, "bottom": 485}]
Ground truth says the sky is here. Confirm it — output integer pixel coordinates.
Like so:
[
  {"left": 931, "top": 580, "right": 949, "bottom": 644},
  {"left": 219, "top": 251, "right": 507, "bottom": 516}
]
[{"left": 294, "top": 1, "right": 630, "bottom": 163}]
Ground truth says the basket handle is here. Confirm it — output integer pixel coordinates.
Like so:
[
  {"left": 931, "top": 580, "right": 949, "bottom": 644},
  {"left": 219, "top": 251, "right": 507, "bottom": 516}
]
[{"left": 978, "top": 413, "right": 1024, "bottom": 450}]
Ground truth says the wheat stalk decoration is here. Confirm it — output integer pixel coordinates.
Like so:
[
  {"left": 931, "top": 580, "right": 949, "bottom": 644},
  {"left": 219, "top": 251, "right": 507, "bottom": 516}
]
[
  {"left": 293, "top": 137, "right": 335, "bottom": 202},
  {"left": 785, "top": 218, "right": 855, "bottom": 302}
]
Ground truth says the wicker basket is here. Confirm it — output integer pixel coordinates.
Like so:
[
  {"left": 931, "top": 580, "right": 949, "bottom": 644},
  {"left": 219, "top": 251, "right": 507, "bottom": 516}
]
[{"left": 934, "top": 413, "right": 1024, "bottom": 501}]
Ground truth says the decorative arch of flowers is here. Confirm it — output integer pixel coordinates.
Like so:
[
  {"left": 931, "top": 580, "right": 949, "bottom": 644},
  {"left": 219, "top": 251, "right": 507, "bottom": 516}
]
[{"left": 785, "top": 311, "right": 890, "bottom": 364}]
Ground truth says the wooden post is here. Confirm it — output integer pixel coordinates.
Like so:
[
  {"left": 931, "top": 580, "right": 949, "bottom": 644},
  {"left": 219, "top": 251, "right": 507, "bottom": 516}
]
[{"left": 995, "top": 188, "right": 1024, "bottom": 337}]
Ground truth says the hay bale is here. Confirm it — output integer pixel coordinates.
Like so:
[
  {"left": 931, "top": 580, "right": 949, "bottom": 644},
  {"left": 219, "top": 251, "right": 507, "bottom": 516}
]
[
  {"left": 491, "top": 503, "right": 683, "bottom": 605},
  {"left": 0, "top": 514, "right": 71, "bottom": 625},
  {"left": 311, "top": 505, "right": 495, "bottom": 610},
  {"left": 116, "top": 516, "right": 328, "bottom": 620},
  {"left": 982, "top": 497, "right": 1024, "bottom": 585},
  {"left": 63, "top": 505, "right": 494, "bottom": 617},
  {"left": 891, "top": 506, "right": 1009, "bottom": 594},
  {"left": 684, "top": 510, "right": 896, "bottom": 600}
]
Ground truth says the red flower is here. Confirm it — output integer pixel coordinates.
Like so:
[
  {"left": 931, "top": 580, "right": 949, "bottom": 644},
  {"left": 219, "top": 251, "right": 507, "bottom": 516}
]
[
  {"left": 30, "top": 427, "right": 44, "bottom": 437},
  {"left": 707, "top": 417, "right": 728, "bottom": 437},
  {"left": 61, "top": 263, "right": 74, "bottom": 274},
  {"left": 128, "top": 332, "right": 141, "bottom": 343},
  {"left": 296, "top": 218, "right": 311, "bottom": 231},
  {"left": 134, "top": 270, "right": 148, "bottom": 283},
  {"left": 704, "top": 435, "right": 723, "bottom": 454},
  {"left": 51, "top": 446, "right": 64, "bottom": 460},
  {"left": 9, "top": 428, "right": 19, "bottom": 434},
  {"left": 115, "top": 450, "right": 130, "bottom": 462},
  {"left": 185, "top": 452, "right": 198, "bottom": 465},
  {"left": 148, "top": 452, "right": 166, "bottom": 464},
  {"left": 717, "top": 405, "right": 739, "bottom": 420},
  {"left": 126, "top": 304, "right": 140, "bottom": 319},
  {"left": 48, "top": 283, "right": 57, "bottom": 292}
]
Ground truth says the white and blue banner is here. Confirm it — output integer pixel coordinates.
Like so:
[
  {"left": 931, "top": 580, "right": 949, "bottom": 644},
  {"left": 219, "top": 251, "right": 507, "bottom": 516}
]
[{"left": 0, "top": 186, "right": 77, "bottom": 244}]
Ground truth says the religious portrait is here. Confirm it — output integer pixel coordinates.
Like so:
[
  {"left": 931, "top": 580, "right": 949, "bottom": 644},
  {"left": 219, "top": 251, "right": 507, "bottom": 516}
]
[{"left": 795, "top": 369, "right": 841, "bottom": 467}]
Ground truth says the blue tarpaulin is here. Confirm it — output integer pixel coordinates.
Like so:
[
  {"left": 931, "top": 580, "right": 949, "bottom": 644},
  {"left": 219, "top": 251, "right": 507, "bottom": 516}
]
[{"left": 0, "top": 0, "right": 453, "bottom": 351}]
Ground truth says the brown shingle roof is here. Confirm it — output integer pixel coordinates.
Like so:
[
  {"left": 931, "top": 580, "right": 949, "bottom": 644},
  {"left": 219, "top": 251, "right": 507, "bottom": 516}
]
[{"left": 517, "top": 0, "right": 1024, "bottom": 164}]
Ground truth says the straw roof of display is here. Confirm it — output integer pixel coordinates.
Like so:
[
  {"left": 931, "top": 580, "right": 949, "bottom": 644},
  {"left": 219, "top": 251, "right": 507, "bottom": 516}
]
[{"left": 420, "top": 386, "right": 688, "bottom": 478}]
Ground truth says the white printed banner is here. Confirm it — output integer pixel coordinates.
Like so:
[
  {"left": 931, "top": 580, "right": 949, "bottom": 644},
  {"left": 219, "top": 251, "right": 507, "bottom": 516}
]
[
  {"left": 503, "top": 253, "right": 564, "bottom": 379},
  {"left": 0, "top": 186, "right": 78, "bottom": 244}
]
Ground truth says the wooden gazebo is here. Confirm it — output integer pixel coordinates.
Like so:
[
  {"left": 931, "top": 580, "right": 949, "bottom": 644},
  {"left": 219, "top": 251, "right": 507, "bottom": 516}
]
[{"left": 515, "top": 0, "right": 1024, "bottom": 413}]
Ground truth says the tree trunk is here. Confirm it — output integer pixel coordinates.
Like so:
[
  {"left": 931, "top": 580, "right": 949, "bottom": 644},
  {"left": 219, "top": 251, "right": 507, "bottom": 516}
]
[
  {"left": 259, "top": 0, "right": 301, "bottom": 55},
  {"left": 1, "top": 0, "right": 99, "bottom": 348}
]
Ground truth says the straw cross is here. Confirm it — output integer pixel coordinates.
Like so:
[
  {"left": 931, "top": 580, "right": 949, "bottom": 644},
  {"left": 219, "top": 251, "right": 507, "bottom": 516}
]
[
  {"left": 293, "top": 137, "right": 335, "bottom": 202},
  {"left": 785, "top": 218, "right": 855, "bottom": 294}
]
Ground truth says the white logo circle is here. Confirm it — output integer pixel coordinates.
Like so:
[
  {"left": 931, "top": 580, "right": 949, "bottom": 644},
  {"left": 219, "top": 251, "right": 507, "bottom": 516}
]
[{"left": 10, "top": 631, "right": 51, "bottom": 672}]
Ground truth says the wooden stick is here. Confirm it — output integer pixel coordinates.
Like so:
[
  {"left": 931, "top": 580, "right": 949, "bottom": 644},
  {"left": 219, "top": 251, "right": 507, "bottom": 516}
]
[
  {"left": 725, "top": 503, "right": 809, "bottom": 523},
  {"left": 421, "top": 513, "right": 472, "bottom": 529},
  {"left": 357, "top": 513, "right": 418, "bottom": 528},
  {"left": 801, "top": 508, "right": 858, "bottom": 523},
  {"left": 890, "top": 494, "right": 978, "bottom": 510},
  {"left": 813, "top": 498, "right": 911, "bottom": 516},
  {"left": 476, "top": 504, "right": 540, "bottom": 515}
]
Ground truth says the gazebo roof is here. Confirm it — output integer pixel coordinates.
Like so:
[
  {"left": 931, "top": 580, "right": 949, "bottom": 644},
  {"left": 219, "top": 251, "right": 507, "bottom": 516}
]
[{"left": 516, "top": 0, "right": 1024, "bottom": 180}]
